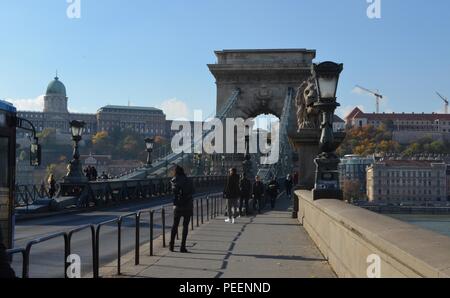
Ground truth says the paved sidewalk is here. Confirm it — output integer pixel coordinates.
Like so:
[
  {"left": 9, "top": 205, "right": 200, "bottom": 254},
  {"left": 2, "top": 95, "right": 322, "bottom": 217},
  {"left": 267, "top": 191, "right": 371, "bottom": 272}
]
[{"left": 104, "top": 197, "right": 335, "bottom": 278}]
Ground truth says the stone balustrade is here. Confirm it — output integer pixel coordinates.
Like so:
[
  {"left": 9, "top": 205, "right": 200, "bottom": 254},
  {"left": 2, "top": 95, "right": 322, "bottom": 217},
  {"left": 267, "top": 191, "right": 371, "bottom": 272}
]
[{"left": 295, "top": 190, "right": 450, "bottom": 278}]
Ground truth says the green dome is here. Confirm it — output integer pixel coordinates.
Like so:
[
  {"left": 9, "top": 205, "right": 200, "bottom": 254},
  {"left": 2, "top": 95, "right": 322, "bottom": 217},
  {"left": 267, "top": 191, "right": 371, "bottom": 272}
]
[{"left": 46, "top": 76, "right": 66, "bottom": 96}]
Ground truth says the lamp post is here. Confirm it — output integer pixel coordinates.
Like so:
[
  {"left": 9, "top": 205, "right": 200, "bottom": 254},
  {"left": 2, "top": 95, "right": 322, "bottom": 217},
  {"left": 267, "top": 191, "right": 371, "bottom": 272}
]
[
  {"left": 221, "top": 155, "right": 226, "bottom": 175},
  {"left": 64, "top": 120, "right": 88, "bottom": 183},
  {"left": 312, "top": 61, "right": 344, "bottom": 200},
  {"left": 242, "top": 126, "right": 252, "bottom": 177},
  {"left": 181, "top": 151, "right": 184, "bottom": 169},
  {"left": 165, "top": 157, "right": 169, "bottom": 177},
  {"left": 145, "top": 137, "right": 154, "bottom": 167}
]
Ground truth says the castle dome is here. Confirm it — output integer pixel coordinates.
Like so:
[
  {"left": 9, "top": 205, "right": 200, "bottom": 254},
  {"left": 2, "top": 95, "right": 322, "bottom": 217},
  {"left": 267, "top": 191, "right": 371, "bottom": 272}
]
[{"left": 46, "top": 76, "right": 67, "bottom": 96}]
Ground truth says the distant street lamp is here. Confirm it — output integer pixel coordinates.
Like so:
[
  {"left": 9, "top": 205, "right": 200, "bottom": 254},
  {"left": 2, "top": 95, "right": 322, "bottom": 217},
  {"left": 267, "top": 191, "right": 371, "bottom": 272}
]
[
  {"left": 64, "top": 120, "right": 87, "bottom": 183},
  {"left": 242, "top": 126, "right": 252, "bottom": 177},
  {"left": 312, "top": 61, "right": 344, "bottom": 200},
  {"left": 221, "top": 155, "right": 226, "bottom": 175},
  {"left": 181, "top": 151, "right": 185, "bottom": 169},
  {"left": 145, "top": 137, "right": 154, "bottom": 167},
  {"left": 165, "top": 157, "right": 169, "bottom": 177}
]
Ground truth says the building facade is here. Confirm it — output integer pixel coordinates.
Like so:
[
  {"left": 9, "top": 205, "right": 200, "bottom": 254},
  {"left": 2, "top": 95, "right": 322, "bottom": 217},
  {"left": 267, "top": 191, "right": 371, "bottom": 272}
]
[
  {"left": 366, "top": 158, "right": 448, "bottom": 205},
  {"left": 333, "top": 115, "right": 345, "bottom": 132},
  {"left": 345, "top": 107, "right": 450, "bottom": 143},
  {"left": 339, "top": 154, "right": 374, "bottom": 194},
  {"left": 97, "top": 105, "right": 166, "bottom": 136}
]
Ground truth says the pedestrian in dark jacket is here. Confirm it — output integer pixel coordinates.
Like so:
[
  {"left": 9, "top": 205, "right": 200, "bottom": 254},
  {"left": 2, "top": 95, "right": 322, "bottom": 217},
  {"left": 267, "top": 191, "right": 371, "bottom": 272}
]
[
  {"left": 285, "top": 174, "right": 293, "bottom": 199},
  {"left": 267, "top": 177, "right": 280, "bottom": 209},
  {"left": 252, "top": 175, "right": 265, "bottom": 213},
  {"left": 169, "top": 165, "right": 195, "bottom": 253},
  {"left": 91, "top": 166, "right": 98, "bottom": 181},
  {"left": 239, "top": 173, "right": 252, "bottom": 216},
  {"left": 223, "top": 168, "right": 240, "bottom": 223}
]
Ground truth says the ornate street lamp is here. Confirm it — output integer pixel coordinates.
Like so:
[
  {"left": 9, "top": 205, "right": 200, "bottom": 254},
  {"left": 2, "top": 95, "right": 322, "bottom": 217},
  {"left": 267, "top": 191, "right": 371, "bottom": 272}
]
[
  {"left": 145, "top": 137, "right": 154, "bottom": 167},
  {"left": 312, "top": 61, "right": 344, "bottom": 200},
  {"left": 64, "top": 120, "right": 87, "bottom": 183}
]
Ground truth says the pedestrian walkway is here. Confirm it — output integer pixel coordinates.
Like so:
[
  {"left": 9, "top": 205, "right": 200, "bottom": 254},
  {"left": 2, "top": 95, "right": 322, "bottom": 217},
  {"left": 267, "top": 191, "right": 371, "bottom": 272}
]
[{"left": 102, "top": 197, "right": 335, "bottom": 278}]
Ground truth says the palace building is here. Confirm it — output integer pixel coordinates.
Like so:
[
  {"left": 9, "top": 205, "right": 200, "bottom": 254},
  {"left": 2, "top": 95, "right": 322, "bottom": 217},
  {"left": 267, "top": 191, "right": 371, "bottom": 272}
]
[
  {"left": 345, "top": 107, "right": 450, "bottom": 143},
  {"left": 16, "top": 75, "right": 166, "bottom": 138}
]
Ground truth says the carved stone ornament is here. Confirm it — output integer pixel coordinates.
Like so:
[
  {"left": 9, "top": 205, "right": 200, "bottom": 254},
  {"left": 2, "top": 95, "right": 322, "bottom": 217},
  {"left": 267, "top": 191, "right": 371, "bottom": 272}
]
[
  {"left": 295, "top": 75, "right": 320, "bottom": 130},
  {"left": 254, "top": 85, "right": 272, "bottom": 107}
]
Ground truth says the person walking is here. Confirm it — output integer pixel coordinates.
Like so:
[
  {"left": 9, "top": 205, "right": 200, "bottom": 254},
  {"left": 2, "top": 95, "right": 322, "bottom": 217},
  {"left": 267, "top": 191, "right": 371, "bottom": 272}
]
[
  {"left": 285, "top": 174, "right": 293, "bottom": 200},
  {"left": 252, "top": 175, "right": 265, "bottom": 214},
  {"left": 169, "top": 165, "right": 194, "bottom": 253},
  {"left": 84, "top": 166, "right": 91, "bottom": 181},
  {"left": 267, "top": 176, "right": 280, "bottom": 209},
  {"left": 91, "top": 166, "right": 98, "bottom": 181},
  {"left": 47, "top": 174, "right": 56, "bottom": 198},
  {"left": 39, "top": 181, "right": 46, "bottom": 197},
  {"left": 293, "top": 172, "right": 299, "bottom": 186},
  {"left": 239, "top": 173, "right": 252, "bottom": 216},
  {"left": 223, "top": 168, "right": 240, "bottom": 223},
  {"left": 100, "top": 171, "right": 109, "bottom": 180}
]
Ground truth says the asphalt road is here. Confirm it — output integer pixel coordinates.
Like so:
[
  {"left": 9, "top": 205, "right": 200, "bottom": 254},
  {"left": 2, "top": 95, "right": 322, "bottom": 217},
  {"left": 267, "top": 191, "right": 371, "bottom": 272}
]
[{"left": 11, "top": 193, "right": 222, "bottom": 278}]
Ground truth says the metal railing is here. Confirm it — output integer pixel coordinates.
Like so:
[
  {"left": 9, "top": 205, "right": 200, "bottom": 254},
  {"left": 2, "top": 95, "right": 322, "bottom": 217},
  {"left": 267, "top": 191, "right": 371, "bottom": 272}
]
[
  {"left": 15, "top": 176, "right": 226, "bottom": 212},
  {"left": 7, "top": 192, "right": 225, "bottom": 278},
  {"left": 15, "top": 184, "right": 51, "bottom": 207}
]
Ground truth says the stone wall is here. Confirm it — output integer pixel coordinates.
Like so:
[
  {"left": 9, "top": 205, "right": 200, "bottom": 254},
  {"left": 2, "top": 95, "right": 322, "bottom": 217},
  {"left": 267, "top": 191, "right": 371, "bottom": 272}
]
[
  {"left": 295, "top": 190, "right": 450, "bottom": 278},
  {"left": 392, "top": 131, "right": 450, "bottom": 144}
]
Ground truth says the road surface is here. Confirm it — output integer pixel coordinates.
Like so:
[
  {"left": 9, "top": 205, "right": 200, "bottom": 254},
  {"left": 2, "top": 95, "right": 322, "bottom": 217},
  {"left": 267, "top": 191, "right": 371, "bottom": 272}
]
[{"left": 12, "top": 193, "right": 219, "bottom": 278}]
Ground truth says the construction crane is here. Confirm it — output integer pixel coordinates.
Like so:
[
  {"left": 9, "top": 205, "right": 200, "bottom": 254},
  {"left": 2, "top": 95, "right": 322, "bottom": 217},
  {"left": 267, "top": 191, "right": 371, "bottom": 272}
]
[
  {"left": 355, "top": 85, "right": 383, "bottom": 113},
  {"left": 436, "top": 91, "right": 449, "bottom": 114}
]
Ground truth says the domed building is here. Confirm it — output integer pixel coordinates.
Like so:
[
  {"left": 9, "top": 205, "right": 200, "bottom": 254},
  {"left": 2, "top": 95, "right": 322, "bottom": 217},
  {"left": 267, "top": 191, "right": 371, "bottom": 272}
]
[
  {"left": 16, "top": 74, "right": 166, "bottom": 139},
  {"left": 44, "top": 76, "right": 68, "bottom": 113},
  {"left": 16, "top": 75, "right": 98, "bottom": 137}
]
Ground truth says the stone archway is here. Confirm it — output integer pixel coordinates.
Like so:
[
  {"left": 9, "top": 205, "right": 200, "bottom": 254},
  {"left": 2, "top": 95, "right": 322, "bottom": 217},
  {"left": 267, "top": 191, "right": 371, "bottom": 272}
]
[{"left": 208, "top": 49, "right": 316, "bottom": 120}]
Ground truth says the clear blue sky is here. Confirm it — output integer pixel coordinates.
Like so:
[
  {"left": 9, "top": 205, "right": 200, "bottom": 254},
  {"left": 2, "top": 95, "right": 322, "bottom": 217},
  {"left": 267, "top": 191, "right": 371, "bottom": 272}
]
[{"left": 1, "top": 0, "right": 450, "bottom": 119}]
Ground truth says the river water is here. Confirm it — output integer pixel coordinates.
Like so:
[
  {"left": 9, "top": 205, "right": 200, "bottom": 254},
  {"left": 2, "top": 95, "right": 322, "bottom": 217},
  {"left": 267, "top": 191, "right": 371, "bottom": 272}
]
[{"left": 387, "top": 214, "right": 450, "bottom": 238}]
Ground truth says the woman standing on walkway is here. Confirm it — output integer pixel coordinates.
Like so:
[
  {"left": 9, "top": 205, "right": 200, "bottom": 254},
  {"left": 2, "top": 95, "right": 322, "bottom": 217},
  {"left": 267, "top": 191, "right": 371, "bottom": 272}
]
[
  {"left": 169, "top": 165, "right": 195, "bottom": 253},
  {"left": 223, "top": 168, "right": 240, "bottom": 223},
  {"left": 239, "top": 173, "right": 252, "bottom": 216}
]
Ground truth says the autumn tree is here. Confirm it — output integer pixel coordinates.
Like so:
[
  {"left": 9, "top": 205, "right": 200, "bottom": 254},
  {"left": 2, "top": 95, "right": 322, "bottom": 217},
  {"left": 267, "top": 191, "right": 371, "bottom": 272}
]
[
  {"left": 342, "top": 179, "right": 362, "bottom": 203},
  {"left": 92, "top": 131, "right": 111, "bottom": 153},
  {"left": 337, "top": 125, "right": 401, "bottom": 156}
]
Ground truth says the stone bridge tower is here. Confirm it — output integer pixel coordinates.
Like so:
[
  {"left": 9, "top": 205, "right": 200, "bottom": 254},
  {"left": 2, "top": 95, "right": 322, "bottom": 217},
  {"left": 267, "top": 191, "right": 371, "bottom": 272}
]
[
  {"left": 208, "top": 49, "right": 315, "bottom": 119},
  {"left": 208, "top": 49, "right": 318, "bottom": 183}
]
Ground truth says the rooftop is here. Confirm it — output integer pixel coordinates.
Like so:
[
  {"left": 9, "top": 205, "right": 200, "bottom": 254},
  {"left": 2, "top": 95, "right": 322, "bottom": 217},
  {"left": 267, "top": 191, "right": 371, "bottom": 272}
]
[
  {"left": 215, "top": 48, "right": 316, "bottom": 54},
  {"left": 212, "top": 48, "right": 316, "bottom": 65},
  {"left": 346, "top": 107, "right": 450, "bottom": 121},
  {"left": 376, "top": 160, "right": 445, "bottom": 167},
  {"left": 46, "top": 76, "right": 67, "bottom": 96},
  {"left": 98, "top": 105, "right": 163, "bottom": 113}
]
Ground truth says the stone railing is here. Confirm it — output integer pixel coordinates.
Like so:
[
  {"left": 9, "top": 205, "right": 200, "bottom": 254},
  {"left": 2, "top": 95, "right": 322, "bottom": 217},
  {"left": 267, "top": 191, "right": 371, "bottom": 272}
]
[{"left": 295, "top": 190, "right": 450, "bottom": 278}]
